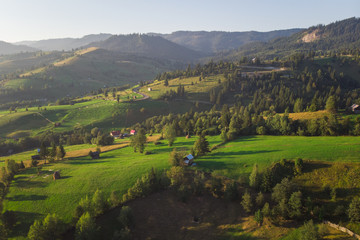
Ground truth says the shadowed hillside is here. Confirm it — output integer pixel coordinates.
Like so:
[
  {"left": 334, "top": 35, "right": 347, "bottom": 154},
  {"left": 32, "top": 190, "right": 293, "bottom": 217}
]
[{"left": 89, "top": 34, "right": 207, "bottom": 61}]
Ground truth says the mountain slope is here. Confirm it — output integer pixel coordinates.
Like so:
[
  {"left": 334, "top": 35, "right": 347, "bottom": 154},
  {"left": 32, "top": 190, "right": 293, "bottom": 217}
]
[
  {"left": 218, "top": 17, "right": 360, "bottom": 60},
  {"left": 151, "top": 29, "right": 303, "bottom": 53},
  {"left": 89, "top": 34, "right": 207, "bottom": 61},
  {"left": 0, "top": 41, "right": 37, "bottom": 55},
  {"left": 0, "top": 48, "right": 179, "bottom": 104},
  {"left": 15, "top": 33, "right": 112, "bottom": 51}
]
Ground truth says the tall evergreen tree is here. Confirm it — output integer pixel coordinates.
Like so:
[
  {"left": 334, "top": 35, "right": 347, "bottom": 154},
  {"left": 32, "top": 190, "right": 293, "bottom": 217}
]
[
  {"left": 164, "top": 123, "right": 177, "bottom": 147},
  {"left": 130, "top": 128, "right": 147, "bottom": 153},
  {"left": 193, "top": 134, "right": 210, "bottom": 157},
  {"left": 249, "top": 164, "right": 260, "bottom": 189}
]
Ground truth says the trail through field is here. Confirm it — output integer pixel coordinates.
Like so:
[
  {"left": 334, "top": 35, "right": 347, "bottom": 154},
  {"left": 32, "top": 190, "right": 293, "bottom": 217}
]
[{"left": 132, "top": 87, "right": 150, "bottom": 101}]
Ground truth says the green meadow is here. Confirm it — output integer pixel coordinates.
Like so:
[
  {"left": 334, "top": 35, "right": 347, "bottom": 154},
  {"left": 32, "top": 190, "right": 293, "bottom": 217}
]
[
  {"left": 140, "top": 75, "right": 224, "bottom": 101},
  {"left": 0, "top": 96, "right": 209, "bottom": 138},
  {"left": 3, "top": 135, "right": 360, "bottom": 238},
  {"left": 198, "top": 135, "right": 360, "bottom": 178}
]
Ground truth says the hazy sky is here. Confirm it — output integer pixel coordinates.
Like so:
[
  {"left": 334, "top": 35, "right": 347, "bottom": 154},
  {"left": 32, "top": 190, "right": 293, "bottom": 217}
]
[{"left": 1, "top": 0, "right": 359, "bottom": 42}]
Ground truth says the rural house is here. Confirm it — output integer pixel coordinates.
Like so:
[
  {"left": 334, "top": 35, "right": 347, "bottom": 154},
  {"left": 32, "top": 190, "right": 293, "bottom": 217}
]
[
  {"left": 130, "top": 130, "right": 136, "bottom": 135},
  {"left": 350, "top": 104, "right": 360, "bottom": 114},
  {"left": 110, "top": 130, "right": 122, "bottom": 139},
  {"left": 183, "top": 154, "right": 194, "bottom": 166}
]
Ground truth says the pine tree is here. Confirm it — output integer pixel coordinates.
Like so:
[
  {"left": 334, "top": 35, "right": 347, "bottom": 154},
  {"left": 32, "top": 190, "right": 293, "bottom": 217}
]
[
  {"left": 325, "top": 95, "right": 337, "bottom": 113},
  {"left": 39, "top": 142, "right": 48, "bottom": 163},
  {"left": 130, "top": 128, "right": 147, "bottom": 153},
  {"left": 348, "top": 197, "right": 360, "bottom": 222},
  {"left": 249, "top": 164, "right": 260, "bottom": 189},
  {"left": 241, "top": 191, "right": 253, "bottom": 213},
  {"left": 56, "top": 144, "right": 66, "bottom": 160},
  {"left": 164, "top": 123, "right": 177, "bottom": 147},
  {"left": 75, "top": 212, "right": 98, "bottom": 240},
  {"left": 193, "top": 134, "right": 210, "bottom": 157}
]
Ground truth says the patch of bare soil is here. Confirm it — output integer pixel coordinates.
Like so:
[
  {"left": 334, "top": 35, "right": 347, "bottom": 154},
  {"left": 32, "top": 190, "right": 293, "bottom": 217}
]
[{"left": 302, "top": 29, "right": 321, "bottom": 43}]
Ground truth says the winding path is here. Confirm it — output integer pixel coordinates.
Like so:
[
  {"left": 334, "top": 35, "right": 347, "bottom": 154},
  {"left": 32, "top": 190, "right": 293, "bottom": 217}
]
[{"left": 132, "top": 87, "right": 150, "bottom": 101}]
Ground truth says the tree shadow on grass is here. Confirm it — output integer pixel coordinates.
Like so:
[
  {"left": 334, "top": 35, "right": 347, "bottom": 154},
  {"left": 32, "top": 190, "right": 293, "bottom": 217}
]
[
  {"left": 65, "top": 160, "right": 109, "bottom": 165},
  {"left": 6, "top": 194, "right": 48, "bottom": 201},
  {"left": 13, "top": 180, "right": 48, "bottom": 189},
  {"left": 205, "top": 150, "right": 280, "bottom": 159}
]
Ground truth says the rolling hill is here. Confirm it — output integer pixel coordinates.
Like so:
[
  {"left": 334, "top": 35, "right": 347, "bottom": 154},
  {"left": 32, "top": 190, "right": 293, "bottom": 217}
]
[
  {"left": 15, "top": 33, "right": 112, "bottom": 51},
  {"left": 88, "top": 34, "right": 208, "bottom": 61},
  {"left": 0, "top": 41, "right": 37, "bottom": 55},
  {"left": 151, "top": 29, "right": 303, "bottom": 53},
  {"left": 0, "top": 48, "right": 180, "bottom": 105}
]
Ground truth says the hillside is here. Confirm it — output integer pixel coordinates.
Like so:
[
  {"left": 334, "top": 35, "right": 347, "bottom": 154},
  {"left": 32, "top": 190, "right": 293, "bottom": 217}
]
[
  {"left": 15, "top": 33, "right": 112, "bottom": 51},
  {"left": 218, "top": 17, "right": 360, "bottom": 60},
  {"left": 151, "top": 29, "right": 303, "bottom": 53},
  {"left": 0, "top": 48, "right": 178, "bottom": 105},
  {"left": 0, "top": 41, "right": 37, "bottom": 55},
  {"left": 88, "top": 34, "right": 207, "bottom": 61}
]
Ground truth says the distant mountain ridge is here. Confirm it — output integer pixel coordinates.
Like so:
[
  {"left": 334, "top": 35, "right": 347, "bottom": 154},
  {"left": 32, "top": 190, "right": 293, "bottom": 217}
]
[
  {"left": 88, "top": 34, "right": 207, "bottom": 61},
  {"left": 150, "top": 29, "right": 303, "bottom": 53},
  {"left": 15, "top": 33, "right": 112, "bottom": 51},
  {"left": 0, "top": 41, "right": 37, "bottom": 55},
  {"left": 218, "top": 17, "right": 360, "bottom": 60}
]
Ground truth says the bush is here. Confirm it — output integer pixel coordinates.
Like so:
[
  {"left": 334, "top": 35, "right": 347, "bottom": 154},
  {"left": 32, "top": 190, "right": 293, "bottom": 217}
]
[
  {"left": 241, "top": 191, "right": 253, "bottom": 213},
  {"left": 300, "top": 220, "right": 319, "bottom": 240},
  {"left": 168, "top": 148, "right": 183, "bottom": 166},
  {"left": 75, "top": 212, "right": 99, "bottom": 240},
  {"left": 28, "top": 214, "right": 64, "bottom": 240},
  {"left": 118, "top": 206, "right": 134, "bottom": 228}
]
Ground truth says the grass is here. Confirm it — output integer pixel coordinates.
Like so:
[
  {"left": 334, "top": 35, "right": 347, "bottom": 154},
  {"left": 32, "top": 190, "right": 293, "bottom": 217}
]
[
  {"left": 140, "top": 75, "right": 224, "bottom": 101},
  {"left": 0, "top": 49, "right": 173, "bottom": 104},
  {"left": 197, "top": 135, "right": 360, "bottom": 179},
  {"left": 3, "top": 134, "right": 360, "bottom": 239},
  {"left": 0, "top": 94, "right": 208, "bottom": 138}
]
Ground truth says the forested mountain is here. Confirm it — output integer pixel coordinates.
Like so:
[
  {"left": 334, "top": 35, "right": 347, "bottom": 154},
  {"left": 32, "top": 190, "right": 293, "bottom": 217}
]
[
  {"left": 151, "top": 29, "right": 303, "bottom": 53},
  {"left": 15, "top": 33, "right": 112, "bottom": 51},
  {"left": 218, "top": 17, "right": 360, "bottom": 61},
  {"left": 88, "top": 34, "right": 208, "bottom": 61},
  {"left": 0, "top": 41, "right": 37, "bottom": 55}
]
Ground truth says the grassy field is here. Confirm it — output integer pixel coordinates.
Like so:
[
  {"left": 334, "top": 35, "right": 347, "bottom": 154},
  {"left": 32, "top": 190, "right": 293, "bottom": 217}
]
[
  {"left": 3, "top": 136, "right": 211, "bottom": 239},
  {"left": 0, "top": 49, "right": 173, "bottom": 104},
  {"left": 139, "top": 75, "right": 224, "bottom": 101},
  {"left": 0, "top": 95, "right": 209, "bottom": 138},
  {"left": 3, "top": 135, "right": 360, "bottom": 238},
  {"left": 197, "top": 135, "right": 360, "bottom": 179}
]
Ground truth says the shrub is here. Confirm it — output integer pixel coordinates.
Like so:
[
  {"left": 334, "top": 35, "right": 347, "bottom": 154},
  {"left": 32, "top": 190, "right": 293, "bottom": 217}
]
[
  {"left": 118, "top": 206, "right": 134, "bottom": 228},
  {"left": 348, "top": 197, "right": 360, "bottom": 222},
  {"left": 75, "top": 212, "right": 99, "bottom": 240},
  {"left": 254, "top": 210, "right": 263, "bottom": 226},
  {"left": 28, "top": 214, "right": 63, "bottom": 240},
  {"left": 241, "top": 191, "right": 253, "bottom": 213}
]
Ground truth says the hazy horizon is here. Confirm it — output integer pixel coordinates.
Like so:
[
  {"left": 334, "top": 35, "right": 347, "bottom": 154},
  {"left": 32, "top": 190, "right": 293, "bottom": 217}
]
[{"left": 1, "top": 0, "right": 359, "bottom": 43}]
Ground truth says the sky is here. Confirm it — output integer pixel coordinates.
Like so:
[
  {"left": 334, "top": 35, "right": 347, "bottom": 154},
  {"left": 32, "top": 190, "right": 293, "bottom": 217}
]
[{"left": 1, "top": 0, "right": 359, "bottom": 42}]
